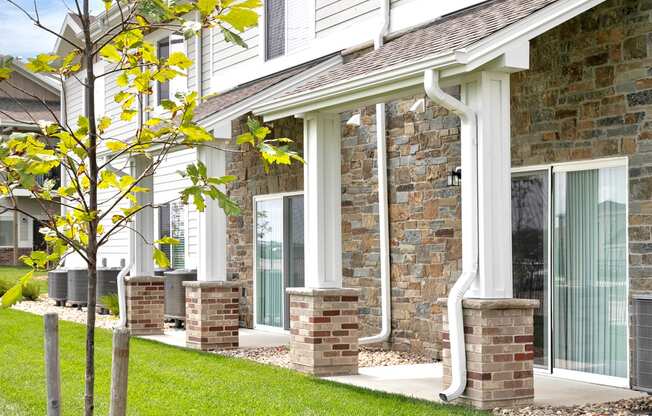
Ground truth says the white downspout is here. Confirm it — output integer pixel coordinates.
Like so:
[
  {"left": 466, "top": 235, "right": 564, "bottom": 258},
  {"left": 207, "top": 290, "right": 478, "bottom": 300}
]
[
  {"left": 424, "top": 69, "right": 479, "bottom": 402},
  {"left": 360, "top": 0, "right": 392, "bottom": 346}
]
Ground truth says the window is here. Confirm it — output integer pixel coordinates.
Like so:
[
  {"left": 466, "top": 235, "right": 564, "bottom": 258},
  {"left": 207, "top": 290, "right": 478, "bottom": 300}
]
[
  {"left": 158, "top": 202, "right": 186, "bottom": 269},
  {"left": 265, "top": 0, "right": 286, "bottom": 60},
  {"left": 0, "top": 219, "right": 12, "bottom": 246},
  {"left": 157, "top": 35, "right": 187, "bottom": 105},
  {"left": 157, "top": 37, "right": 170, "bottom": 104}
]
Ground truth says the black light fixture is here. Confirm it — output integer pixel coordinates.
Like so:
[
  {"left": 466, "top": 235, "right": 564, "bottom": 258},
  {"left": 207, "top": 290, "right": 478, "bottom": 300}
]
[{"left": 447, "top": 167, "right": 462, "bottom": 187}]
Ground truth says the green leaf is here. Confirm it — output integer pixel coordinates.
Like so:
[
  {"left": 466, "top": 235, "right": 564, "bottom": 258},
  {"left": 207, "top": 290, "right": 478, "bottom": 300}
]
[
  {"left": 221, "top": 28, "right": 248, "bottom": 48},
  {"left": 167, "top": 52, "right": 192, "bottom": 70},
  {"left": 105, "top": 140, "right": 128, "bottom": 152},
  {"left": 155, "top": 236, "right": 180, "bottom": 245},
  {"left": 1, "top": 284, "right": 22, "bottom": 308},
  {"left": 197, "top": 0, "right": 218, "bottom": 16},
  {"left": 218, "top": 7, "right": 259, "bottom": 32},
  {"left": 100, "top": 44, "right": 122, "bottom": 63},
  {"left": 180, "top": 125, "right": 213, "bottom": 142},
  {"left": 153, "top": 247, "right": 170, "bottom": 268}
]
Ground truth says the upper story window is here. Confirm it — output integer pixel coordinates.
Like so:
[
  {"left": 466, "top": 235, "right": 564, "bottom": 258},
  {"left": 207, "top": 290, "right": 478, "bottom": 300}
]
[
  {"left": 265, "top": 0, "right": 286, "bottom": 60},
  {"left": 157, "top": 35, "right": 186, "bottom": 105}
]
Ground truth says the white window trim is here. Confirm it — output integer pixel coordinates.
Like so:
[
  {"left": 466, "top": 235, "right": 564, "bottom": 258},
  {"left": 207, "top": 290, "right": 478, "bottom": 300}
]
[
  {"left": 252, "top": 190, "right": 303, "bottom": 334},
  {"left": 513, "top": 156, "right": 630, "bottom": 388}
]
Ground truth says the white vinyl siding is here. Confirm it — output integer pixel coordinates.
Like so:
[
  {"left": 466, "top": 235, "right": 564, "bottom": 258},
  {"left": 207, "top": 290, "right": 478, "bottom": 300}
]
[
  {"left": 153, "top": 148, "right": 198, "bottom": 269},
  {"left": 97, "top": 157, "right": 130, "bottom": 267},
  {"left": 64, "top": 74, "right": 85, "bottom": 125},
  {"left": 315, "top": 0, "right": 378, "bottom": 37},
  {"left": 187, "top": 34, "right": 198, "bottom": 93},
  {"left": 211, "top": 26, "right": 260, "bottom": 75},
  {"left": 104, "top": 70, "right": 138, "bottom": 141},
  {"left": 286, "top": 0, "right": 312, "bottom": 54},
  {"left": 201, "top": 28, "right": 212, "bottom": 96}
]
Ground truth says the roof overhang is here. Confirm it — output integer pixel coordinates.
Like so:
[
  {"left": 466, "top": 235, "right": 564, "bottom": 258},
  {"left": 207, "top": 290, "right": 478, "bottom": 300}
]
[
  {"left": 254, "top": 0, "right": 607, "bottom": 121},
  {"left": 196, "top": 55, "right": 343, "bottom": 134}
]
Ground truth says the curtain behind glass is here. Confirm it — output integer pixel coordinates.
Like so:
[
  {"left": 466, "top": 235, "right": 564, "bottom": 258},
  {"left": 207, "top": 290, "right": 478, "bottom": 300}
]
[
  {"left": 256, "top": 199, "right": 284, "bottom": 327},
  {"left": 553, "top": 167, "right": 627, "bottom": 378}
]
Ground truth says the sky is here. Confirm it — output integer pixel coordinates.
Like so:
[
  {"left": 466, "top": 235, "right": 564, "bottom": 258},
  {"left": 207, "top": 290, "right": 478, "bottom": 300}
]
[{"left": 0, "top": 0, "right": 102, "bottom": 58}]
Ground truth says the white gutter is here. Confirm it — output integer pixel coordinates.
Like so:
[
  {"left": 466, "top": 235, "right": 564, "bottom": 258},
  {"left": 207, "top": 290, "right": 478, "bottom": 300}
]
[
  {"left": 116, "top": 263, "right": 132, "bottom": 329},
  {"left": 360, "top": 0, "right": 391, "bottom": 346},
  {"left": 423, "top": 69, "right": 479, "bottom": 402}
]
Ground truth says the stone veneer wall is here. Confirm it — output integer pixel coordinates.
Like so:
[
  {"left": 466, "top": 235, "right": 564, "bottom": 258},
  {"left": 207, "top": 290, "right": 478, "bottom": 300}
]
[
  {"left": 510, "top": 0, "right": 652, "bottom": 385},
  {"left": 225, "top": 114, "right": 304, "bottom": 328},
  {"left": 341, "top": 98, "right": 462, "bottom": 358}
]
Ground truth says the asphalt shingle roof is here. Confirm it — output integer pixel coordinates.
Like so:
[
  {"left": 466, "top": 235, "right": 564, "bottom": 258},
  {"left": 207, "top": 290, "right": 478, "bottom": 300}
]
[
  {"left": 194, "top": 55, "right": 337, "bottom": 122},
  {"left": 0, "top": 98, "right": 60, "bottom": 126},
  {"left": 285, "top": 0, "right": 560, "bottom": 96}
]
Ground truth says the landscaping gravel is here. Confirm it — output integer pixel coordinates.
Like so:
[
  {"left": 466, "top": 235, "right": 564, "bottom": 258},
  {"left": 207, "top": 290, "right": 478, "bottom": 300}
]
[
  {"left": 11, "top": 297, "right": 118, "bottom": 330},
  {"left": 493, "top": 397, "right": 652, "bottom": 416},
  {"left": 214, "top": 346, "right": 434, "bottom": 369}
]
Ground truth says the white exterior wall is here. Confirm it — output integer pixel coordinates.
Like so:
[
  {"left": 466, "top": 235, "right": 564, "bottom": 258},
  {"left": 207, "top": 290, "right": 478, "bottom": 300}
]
[
  {"left": 64, "top": 75, "right": 84, "bottom": 124},
  {"left": 315, "top": 0, "right": 378, "bottom": 37}
]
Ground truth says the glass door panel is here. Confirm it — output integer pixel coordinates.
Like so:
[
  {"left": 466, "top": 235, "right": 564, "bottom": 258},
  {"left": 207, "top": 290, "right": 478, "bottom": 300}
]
[
  {"left": 255, "top": 198, "right": 284, "bottom": 328},
  {"left": 284, "top": 195, "right": 304, "bottom": 330},
  {"left": 553, "top": 166, "right": 627, "bottom": 378},
  {"left": 512, "top": 171, "right": 549, "bottom": 368}
]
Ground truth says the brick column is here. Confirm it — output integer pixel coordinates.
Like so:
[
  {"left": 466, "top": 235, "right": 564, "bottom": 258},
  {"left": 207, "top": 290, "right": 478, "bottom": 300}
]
[
  {"left": 183, "top": 281, "right": 240, "bottom": 351},
  {"left": 287, "top": 288, "right": 359, "bottom": 377},
  {"left": 125, "top": 276, "right": 165, "bottom": 336},
  {"left": 438, "top": 298, "right": 539, "bottom": 410}
]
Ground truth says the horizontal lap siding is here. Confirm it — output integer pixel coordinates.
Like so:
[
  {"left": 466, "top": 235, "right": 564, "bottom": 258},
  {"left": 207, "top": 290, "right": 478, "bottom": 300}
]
[
  {"left": 211, "top": 26, "right": 259, "bottom": 76},
  {"left": 104, "top": 71, "right": 137, "bottom": 141},
  {"left": 64, "top": 75, "right": 84, "bottom": 125},
  {"left": 97, "top": 157, "right": 130, "bottom": 267},
  {"left": 201, "top": 29, "right": 212, "bottom": 96},
  {"left": 316, "top": 0, "right": 378, "bottom": 36},
  {"left": 187, "top": 35, "right": 198, "bottom": 93},
  {"left": 153, "top": 148, "right": 198, "bottom": 269}
]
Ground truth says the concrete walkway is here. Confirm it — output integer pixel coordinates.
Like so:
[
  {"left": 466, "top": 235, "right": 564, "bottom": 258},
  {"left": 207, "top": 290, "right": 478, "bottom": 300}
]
[
  {"left": 139, "top": 328, "right": 289, "bottom": 349},
  {"left": 325, "top": 363, "right": 647, "bottom": 407}
]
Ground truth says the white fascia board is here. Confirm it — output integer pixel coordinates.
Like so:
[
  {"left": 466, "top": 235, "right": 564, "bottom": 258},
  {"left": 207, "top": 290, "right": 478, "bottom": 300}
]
[
  {"left": 255, "top": 0, "right": 607, "bottom": 120},
  {"left": 197, "top": 55, "right": 342, "bottom": 130}
]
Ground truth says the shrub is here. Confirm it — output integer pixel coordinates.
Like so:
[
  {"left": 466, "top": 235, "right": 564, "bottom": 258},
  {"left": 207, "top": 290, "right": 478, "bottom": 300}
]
[
  {"left": 21, "top": 282, "right": 40, "bottom": 301},
  {"left": 100, "top": 294, "right": 120, "bottom": 316}
]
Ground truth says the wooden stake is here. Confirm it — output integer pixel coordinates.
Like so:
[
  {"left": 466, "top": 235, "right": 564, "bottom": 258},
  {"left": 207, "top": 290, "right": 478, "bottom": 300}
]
[
  {"left": 44, "top": 313, "right": 61, "bottom": 416},
  {"left": 109, "top": 328, "right": 130, "bottom": 416}
]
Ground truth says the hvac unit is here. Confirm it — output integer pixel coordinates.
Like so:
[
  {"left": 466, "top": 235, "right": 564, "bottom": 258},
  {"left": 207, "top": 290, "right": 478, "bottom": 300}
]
[
  {"left": 66, "top": 268, "right": 88, "bottom": 307},
  {"left": 633, "top": 294, "right": 652, "bottom": 393},
  {"left": 164, "top": 270, "right": 197, "bottom": 327},
  {"left": 47, "top": 269, "right": 68, "bottom": 306}
]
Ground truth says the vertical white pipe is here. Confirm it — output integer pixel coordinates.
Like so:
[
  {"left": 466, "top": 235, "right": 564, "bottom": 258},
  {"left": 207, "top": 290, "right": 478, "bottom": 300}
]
[
  {"left": 359, "top": 0, "right": 392, "bottom": 346},
  {"left": 424, "top": 69, "right": 479, "bottom": 402}
]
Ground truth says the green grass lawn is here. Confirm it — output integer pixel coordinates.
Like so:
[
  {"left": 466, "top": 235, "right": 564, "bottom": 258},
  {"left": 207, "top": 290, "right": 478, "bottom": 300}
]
[
  {"left": 0, "top": 266, "right": 48, "bottom": 293},
  {"left": 0, "top": 309, "right": 485, "bottom": 416}
]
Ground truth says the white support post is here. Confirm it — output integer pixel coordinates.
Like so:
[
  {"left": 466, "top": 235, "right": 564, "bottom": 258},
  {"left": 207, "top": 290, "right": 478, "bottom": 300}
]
[
  {"left": 303, "top": 112, "right": 342, "bottom": 289},
  {"left": 197, "top": 143, "right": 227, "bottom": 282},
  {"left": 462, "top": 71, "right": 513, "bottom": 299},
  {"left": 131, "top": 156, "right": 154, "bottom": 277}
]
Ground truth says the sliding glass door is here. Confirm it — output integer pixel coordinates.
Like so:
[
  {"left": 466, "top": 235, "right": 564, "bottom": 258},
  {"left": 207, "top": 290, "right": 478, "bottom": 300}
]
[
  {"left": 254, "top": 193, "right": 304, "bottom": 330},
  {"left": 553, "top": 165, "right": 627, "bottom": 380},
  {"left": 512, "top": 160, "right": 628, "bottom": 385}
]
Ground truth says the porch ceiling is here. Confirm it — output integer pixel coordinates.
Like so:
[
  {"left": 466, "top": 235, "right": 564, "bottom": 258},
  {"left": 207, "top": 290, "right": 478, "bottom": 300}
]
[{"left": 254, "top": 0, "right": 607, "bottom": 121}]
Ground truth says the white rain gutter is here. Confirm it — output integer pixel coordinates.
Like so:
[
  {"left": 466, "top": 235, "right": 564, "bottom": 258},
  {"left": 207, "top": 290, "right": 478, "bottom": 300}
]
[
  {"left": 116, "top": 262, "right": 132, "bottom": 329},
  {"left": 423, "top": 69, "right": 479, "bottom": 402},
  {"left": 360, "top": 0, "right": 392, "bottom": 346}
]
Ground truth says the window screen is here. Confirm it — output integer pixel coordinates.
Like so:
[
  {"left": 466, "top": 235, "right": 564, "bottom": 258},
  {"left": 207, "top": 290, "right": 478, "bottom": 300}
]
[
  {"left": 158, "top": 202, "right": 186, "bottom": 270},
  {"left": 265, "top": 0, "right": 286, "bottom": 60}
]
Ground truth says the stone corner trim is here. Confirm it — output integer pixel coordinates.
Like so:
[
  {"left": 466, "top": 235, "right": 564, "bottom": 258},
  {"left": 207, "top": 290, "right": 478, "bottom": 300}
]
[
  {"left": 287, "top": 287, "right": 360, "bottom": 377},
  {"left": 440, "top": 297, "right": 537, "bottom": 410},
  {"left": 184, "top": 281, "right": 241, "bottom": 351},
  {"left": 125, "top": 275, "right": 164, "bottom": 336}
]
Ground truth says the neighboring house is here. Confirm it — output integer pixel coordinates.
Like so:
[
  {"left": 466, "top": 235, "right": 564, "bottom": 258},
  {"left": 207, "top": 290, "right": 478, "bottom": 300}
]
[
  {"left": 0, "top": 59, "right": 60, "bottom": 265},
  {"left": 55, "top": 0, "right": 652, "bottom": 409}
]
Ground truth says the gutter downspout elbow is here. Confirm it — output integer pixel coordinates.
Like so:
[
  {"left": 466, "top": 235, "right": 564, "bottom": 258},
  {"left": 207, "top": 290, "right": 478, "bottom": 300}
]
[{"left": 423, "top": 69, "right": 479, "bottom": 403}]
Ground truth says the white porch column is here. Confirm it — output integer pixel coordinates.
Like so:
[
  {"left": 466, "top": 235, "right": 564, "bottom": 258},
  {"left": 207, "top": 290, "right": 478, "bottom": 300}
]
[
  {"left": 196, "top": 143, "right": 227, "bottom": 281},
  {"left": 462, "top": 71, "right": 513, "bottom": 299},
  {"left": 131, "top": 155, "right": 154, "bottom": 276},
  {"left": 303, "top": 112, "right": 342, "bottom": 289}
]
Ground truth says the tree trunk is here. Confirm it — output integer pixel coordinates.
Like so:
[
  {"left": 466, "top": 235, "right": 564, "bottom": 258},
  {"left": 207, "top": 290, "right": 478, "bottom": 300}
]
[
  {"left": 81, "top": 0, "right": 99, "bottom": 413},
  {"left": 12, "top": 208, "right": 18, "bottom": 265}
]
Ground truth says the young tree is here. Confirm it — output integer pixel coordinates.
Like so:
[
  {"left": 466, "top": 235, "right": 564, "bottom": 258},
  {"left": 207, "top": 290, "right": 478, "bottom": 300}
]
[{"left": 0, "top": 1, "right": 301, "bottom": 414}]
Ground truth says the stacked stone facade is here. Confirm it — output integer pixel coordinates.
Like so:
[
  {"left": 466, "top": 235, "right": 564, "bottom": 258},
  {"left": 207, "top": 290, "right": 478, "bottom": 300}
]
[
  {"left": 287, "top": 288, "right": 359, "bottom": 376},
  {"left": 125, "top": 276, "right": 164, "bottom": 336},
  {"left": 184, "top": 281, "right": 240, "bottom": 351},
  {"left": 439, "top": 299, "right": 538, "bottom": 410},
  {"left": 225, "top": 114, "right": 304, "bottom": 328},
  {"left": 510, "top": 0, "right": 652, "bottom": 386}
]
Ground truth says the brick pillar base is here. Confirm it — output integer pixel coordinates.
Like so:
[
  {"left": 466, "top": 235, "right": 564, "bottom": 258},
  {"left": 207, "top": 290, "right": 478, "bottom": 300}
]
[
  {"left": 183, "top": 281, "right": 240, "bottom": 351},
  {"left": 125, "top": 276, "right": 165, "bottom": 336},
  {"left": 287, "top": 288, "right": 359, "bottom": 377},
  {"left": 438, "top": 298, "right": 539, "bottom": 410}
]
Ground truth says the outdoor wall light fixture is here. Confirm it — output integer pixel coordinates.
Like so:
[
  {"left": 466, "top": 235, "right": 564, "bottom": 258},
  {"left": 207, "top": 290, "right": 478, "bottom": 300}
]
[
  {"left": 448, "top": 167, "right": 462, "bottom": 187},
  {"left": 409, "top": 98, "right": 425, "bottom": 113},
  {"left": 346, "top": 113, "right": 361, "bottom": 126}
]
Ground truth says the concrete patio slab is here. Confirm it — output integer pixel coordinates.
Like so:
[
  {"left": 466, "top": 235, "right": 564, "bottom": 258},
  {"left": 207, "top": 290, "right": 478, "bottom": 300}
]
[
  {"left": 138, "top": 328, "right": 290, "bottom": 349},
  {"left": 325, "top": 363, "right": 647, "bottom": 408}
]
